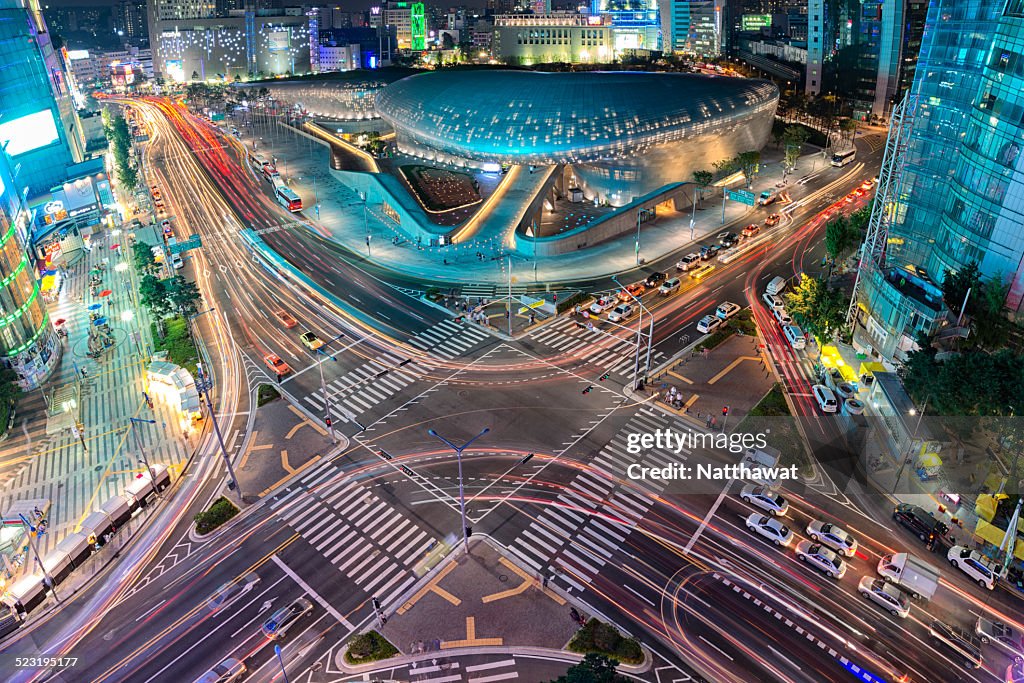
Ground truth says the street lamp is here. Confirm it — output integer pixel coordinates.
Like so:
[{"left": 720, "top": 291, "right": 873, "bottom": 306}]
[
  {"left": 314, "top": 333, "right": 346, "bottom": 443},
  {"left": 428, "top": 426, "right": 490, "bottom": 555},
  {"left": 892, "top": 396, "right": 928, "bottom": 493},
  {"left": 611, "top": 275, "right": 654, "bottom": 391},
  {"left": 128, "top": 417, "right": 161, "bottom": 499},
  {"left": 121, "top": 309, "right": 143, "bottom": 355},
  {"left": 273, "top": 644, "right": 291, "bottom": 683},
  {"left": 195, "top": 362, "right": 244, "bottom": 500}
]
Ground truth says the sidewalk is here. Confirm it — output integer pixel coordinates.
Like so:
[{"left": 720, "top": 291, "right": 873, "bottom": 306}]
[
  {"left": 0, "top": 224, "right": 192, "bottom": 574},
  {"left": 236, "top": 113, "right": 836, "bottom": 286}
]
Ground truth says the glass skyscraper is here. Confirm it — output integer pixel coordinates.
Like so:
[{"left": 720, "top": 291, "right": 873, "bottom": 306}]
[{"left": 854, "top": 0, "right": 1011, "bottom": 360}]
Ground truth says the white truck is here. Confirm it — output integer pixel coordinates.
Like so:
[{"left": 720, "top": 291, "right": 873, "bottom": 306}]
[{"left": 877, "top": 552, "right": 940, "bottom": 600}]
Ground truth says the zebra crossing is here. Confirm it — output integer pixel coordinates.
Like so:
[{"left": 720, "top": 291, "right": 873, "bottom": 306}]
[
  {"left": 526, "top": 316, "right": 666, "bottom": 378},
  {"left": 303, "top": 350, "right": 429, "bottom": 424},
  {"left": 509, "top": 407, "right": 692, "bottom": 592},
  {"left": 271, "top": 461, "right": 436, "bottom": 604},
  {"left": 459, "top": 284, "right": 535, "bottom": 299},
  {"left": 406, "top": 319, "right": 492, "bottom": 359}
]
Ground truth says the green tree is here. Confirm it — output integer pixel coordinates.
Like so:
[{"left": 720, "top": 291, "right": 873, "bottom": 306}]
[
  {"left": 691, "top": 169, "right": 714, "bottom": 207},
  {"left": 784, "top": 274, "right": 849, "bottom": 341},
  {"left": 783, "top": 125, "right": 811, "bottom": 172},
  {"left": 771, "top": 127, "right": 785, "bottom": 149},
  {"left": 139, "top": 274, "right": 173, "bottom": 316},
  {"left": 713, "top": 157, "right": 737, "bottom": 176},
  {"left": 824, "top": 215, "right": 860, "bottom": 262},
  {"left": 166, "top": 276, "right": 202, "bottom": 317},
  {"left": 839, "top": 117, "right": 858, "bottom": 146},
  {"left": 972, "top": 274, "right": 1013, "bottom": 349},
  {"left": 942, "top": 262, "right": 981, "bottom": 316},
  {"left": 132, "top": 242, "right": 155, "bottom": 274},
  {"left": 548, "top": 654, "right": 627, "bottom": 683},
  {"left": 736, "top": 150, "right": 761, "bottom": 188},
  {"left": 0, "top": 368, "right": 21, "bottom": 405}
]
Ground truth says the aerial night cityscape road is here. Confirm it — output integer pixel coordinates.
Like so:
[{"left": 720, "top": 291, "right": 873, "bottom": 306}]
[{"left": 0, "top": 2, "right": 1023, "bottom": 683}]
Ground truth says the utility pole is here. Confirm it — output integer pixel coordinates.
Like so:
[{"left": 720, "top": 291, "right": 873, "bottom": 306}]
[
  {"left": 129, "top": 417, "right": 161, "bottom": 499},
  {"left": 196, "top": 362, "right": 243, "bottom": 501},
  {"left": 19, "top": 514, "right": 59, "bottom": 603},
  {"left": 428, "top": 427, "right": 490, "bottom": 554}
]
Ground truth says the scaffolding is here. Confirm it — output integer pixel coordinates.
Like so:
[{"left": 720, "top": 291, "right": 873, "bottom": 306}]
[{"left": 846, "top": 93, "right": 919, "bottom": 326}]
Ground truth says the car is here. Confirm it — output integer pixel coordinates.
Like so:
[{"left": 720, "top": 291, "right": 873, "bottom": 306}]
[
  {"left": 855, "top": 188, "right": 867, "bottom": 197},
  {"left": 700, "top": 244, "right": 721, "bottom": 260},
  {"left": 742, "top": 224, "right": 760, "bottom": 238},
  {"left": 976, "top": 617, "right": 1024, "bottom": 663},
  {"left": 209, "top": 572, "right": 261, "bottom": 610},
  {"left": 589, "top": 296, "right": 617, "bottom": 314},
  {"left": 739, "top": 484, "right": 789, "bottom": 516},
  {"left": 795, "top": 541, "right": 846, "bottom": 579},
  {"left": 805, "top": 520, "right": 858, "bottom": 557},
  {"left": 261, "top": 597, "right": 313, "bottom": 639},
  {"left": 658, "top": 278, "right": 681, "bottom": 295},
  {"left": 689, "top": 264, "right": 716, "bottom": 280},
  {"left": 300, "top": 331, "right": 324, "bottom": 350},
  {"left": 644, "top": 271, "right": 667, "bottom": 287},
  {"left": 264, "top": 354, "right": 291, "bottom": 376},
  {"left": 193, "top": 657, "right": 246, "bottom": 683},
  {"left": 161, "top": 220, "right": 172, "bottom": 236},
  {"left": 948, "top": 545, "right": 997, "bottom": 589},
  {"left": 676, "top": 253, "right": 701, "bottom": 271},
  {"left": 845, "top": 193, "right": 856, "bottom": 203},
  {"left": 929, "top": 619, "right": 984, "bottom": 669},
  {"left": 275, "top": 309, "right": 298, "bottom": 328},
  {"left": 858, "top": 577, "right": 910, "bottom": 618},
  {"left": 715, "top": 301, "right": 741, "bottom": 320},
  {"left": 696, "top": 315, "right": 722, "bottom": 334},
  {"left": 746, "top": 513, "right": 794, "bottom": 547},
  {"left": 719, "top": 232, "right": 739, "bottom": 248},
  {"left": 892, "top": 503, "right": 949, "bottom": 543},
  {"left": 783, "top": 324, "right": 806, "bottom": 350},
  {"left": 761, "top": 293, "right": 784, "bottom": 310},
  {"left": 764, "top": 213, "right": 781, "bottom": 227},
  {"left": 617, "top": 283, "right": 646, "bottom": 302},
  {"left": 772, "top": 307, "right": 793, "bottom": 326},
  {"left": 861, "top": 178, "right": 875, "bottom": 190},
  {"left": 608, "top": 303, "right": 634, "bottom": 323},
  {"left": 812, "top": 385, "right": 839, "bottom": 413}
]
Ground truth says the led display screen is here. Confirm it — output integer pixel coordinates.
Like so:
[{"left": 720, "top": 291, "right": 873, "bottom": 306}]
[{"left": 0, "top": 110, "right": 59, "bottom": 157}]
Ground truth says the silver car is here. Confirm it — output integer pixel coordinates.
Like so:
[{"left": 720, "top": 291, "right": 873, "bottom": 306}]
[
  {"left": 858, "top": 576, "right": 910, "bottom": 618},
  {"left": 976, "top": 617, "right": 1024, "bottom": 663},
  {"left": 740, "top": 484, "right": 789, "bottom": 516},
  {"left": 795, "top": 541, "right": 846, "bottom": 579},
  {"left": 746, "top": 513, "right": 794, "bottom": 547},
  {"left": 193, "top": 658, "right": 246, "bottom": 683},
  {"left": 805, "top": 520, "right": 858, "bottom": 557},
  {"left": 261, "top": 597, "right": 313, "bottom": 639}
]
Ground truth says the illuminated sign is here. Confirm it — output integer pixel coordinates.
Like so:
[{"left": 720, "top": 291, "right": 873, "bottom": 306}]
[
  {"left": 741, "top": 14, "right": 771, "bottom": 31},
  {"left": 0, "top": 110, "right": 59, "bottom": 157},
  {"left": 67, "top": 49, "right": 90, "bottom": 60},
  {"left": 268, "top": 30, "right": 291, "bottom": 52},
  {"left": 587, "top": 15, "right": 603, "bottom": 25}
]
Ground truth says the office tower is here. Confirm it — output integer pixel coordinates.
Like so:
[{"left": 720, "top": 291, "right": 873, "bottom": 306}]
[
  {"left": 660, "top": 0, "right": 719, "bottom": 56},
  {"left": 384, "top": 2, "right": 426, "bottom": 51},
  {"left": 852, "top": 0, "right": 926, "bottom": 119},
  {"left": 116, "top": 0, "right": 150, "bottom": 46},
  {"left": 851, "top": 0, "right": 1009, "bottom": 360}
]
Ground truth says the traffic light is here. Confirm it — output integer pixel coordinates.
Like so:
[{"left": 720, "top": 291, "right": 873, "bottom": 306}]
[
  {"left": 379, "top": 450, "right": 393, "bottom": 460},
  {"left": 464, "top": 526, "right": 473, "bottom": 537},
  {"left": 582, "top": 385, "right": 593, "bottom": 394},
  {"left": 372, "top": 597, "right": 381, "bottom": 611},
  {"left": 722, "top": 406, "right": 730, "bottom": 416},
  {"left": 325, "top": 416, "right": 332, "bottom": 428},
  {"left": 599, "top": 372, "right": 610, "bottom": 381},
  {"left": 520, "top": 453, "right": 534, "bottom": 465},
  {"left": 574, "top": 321, "right": 587, "bottom": 329}
]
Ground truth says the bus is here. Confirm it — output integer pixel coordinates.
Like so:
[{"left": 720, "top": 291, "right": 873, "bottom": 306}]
[
  {"left": 247, "top": 149, "right": 269, "bottom": 173},
  {"left": 831, "top": 148, "right": 857, "bottom": 167},
  {"left": 262, "top": 164, "right": 279, "bottom": 182},
  {"left": 275, "top": 184, "right": 302, "bottom": 212}
]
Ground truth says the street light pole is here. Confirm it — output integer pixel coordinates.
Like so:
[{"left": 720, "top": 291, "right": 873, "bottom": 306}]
[
  {"left": 635, "top": 209, "right": 641, "bottom": 265},
  {"left": 128, "top": 417, "right": 160, "bottom": 499},
  {"left": 612, "top": 275, "right": 653, "bottom": 390},
  {"left": 428, "top": 427, "right": 490, "bottom": 555},
  {"left": 196, "top": 362, "right": 244, "bottom": 501},
  {"left": 892, "top": 396, "right": 928, "bottom": 494},
  {"left": 273, "top": 644, "right": 291, "bottom": 683},
  {"left": 19, "top": 514, "right": 59, "bottom": 603}
]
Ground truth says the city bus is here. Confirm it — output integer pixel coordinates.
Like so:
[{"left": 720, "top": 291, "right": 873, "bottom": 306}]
[
  {"left": 831, "top": 148, "right": 857, "bottom": 167},
  {"left": 247, "top": 149, "right": 269, "bottom": 173},
  {"left": 262, "top": 163, "right": 279, "bottom": 182},
  {"left": 275, "top": 184, "right": 302, "bottom": 212}
]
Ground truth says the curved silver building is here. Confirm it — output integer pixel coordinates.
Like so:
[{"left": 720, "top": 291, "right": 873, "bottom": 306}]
[{"left": 375, "top": 70, "right": 779, "bottom": 201}]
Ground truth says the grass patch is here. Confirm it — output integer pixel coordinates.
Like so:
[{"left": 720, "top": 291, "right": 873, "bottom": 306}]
[
  {"left": 344, "top": 630, "right": 399, "bottom": 665},
  {"left": 151, "top": 316, "right": 200, "bottom": 375},
  {"left": 567, "top": 618, "right": 643, "bottom": 665},
  {"left": 194, "top": 496, "right": 239, "bottom": 535},
  {"left": 739, "top": 383, "right": 814, "bottom": 477},
  {"left": 257, "top": 384, "right": 280, "bottom": 407}
]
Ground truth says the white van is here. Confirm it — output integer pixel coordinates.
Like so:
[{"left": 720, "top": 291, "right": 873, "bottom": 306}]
[
  {"left": 783, "top": 324, "right": 806, "bottom": 350},
  {"left": 766, "top": 276, "right": 787, "bottom": 296},
  {"left": 813, "top": 384, "right": 838, "bottom": 413}
]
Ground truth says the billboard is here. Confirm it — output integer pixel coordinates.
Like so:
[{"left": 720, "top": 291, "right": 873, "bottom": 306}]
[
  {"left": 268, "top": 30, "right": 291, "bottom": 52},
  {"left": 0, "top": 110, "right": 59, "bottom": 157},
  {"left": 742, "top": 14, "right": 772, "bottom": 31}
]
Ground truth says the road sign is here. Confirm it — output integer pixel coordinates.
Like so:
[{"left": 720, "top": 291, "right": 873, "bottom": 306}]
[
  {"left": 727, "top": 189, "right": 756, "bottom": 206},
  {"left": 169, "top": 234, "right": 202, "bottom": 254}
]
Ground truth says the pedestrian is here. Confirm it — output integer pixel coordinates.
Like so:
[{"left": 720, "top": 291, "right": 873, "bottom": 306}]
[
  {"left": 711, "top": 416, "right": 717, "bottom": 430},
  {"left": 706, "top": 414, "right": 712, "bottom": 428},
  {"left": 80, "top": 368, "right": 88, "bottom": 378},
  {"left": 443, "top": 258, "right": 447, "bottom": 265}
]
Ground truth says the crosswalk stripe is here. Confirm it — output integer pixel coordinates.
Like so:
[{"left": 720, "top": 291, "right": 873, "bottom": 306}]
[
  {"left": 521, "top": 529, "right": 560, "bottom": 555},
  {"left": 373, "top": 568, "right": 412, "bottom": 598},
  {"left": 369, "top": 515, "right": 404, "bottom": 540},
  {"left": 355, "top": 556, "right": 393, "bottom": 585},
  {"left": 393, "top": 530, "right": 428, "bottom": 562},
  {"left": 375, "top": 519, "right": 410, "bottom": 545},
  {"left": 408, "top": 337, "right": 430, "bottom": 349}
]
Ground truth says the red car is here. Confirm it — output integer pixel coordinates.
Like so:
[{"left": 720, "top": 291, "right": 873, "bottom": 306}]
[
  {"left": 742, "top": 224, "right": 760, "bottom": 238},
  {"left": 617, "top": 283, "right": 646, "bottom": 302},
  {"left": 263, "top": 354, "right": 291, "bottom": 375},
  {"left": 764, "top": 213, "right": 781, "bottom": 227}
]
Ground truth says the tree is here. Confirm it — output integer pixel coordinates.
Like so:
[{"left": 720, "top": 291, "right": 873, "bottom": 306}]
[
  {"left": 784, "top": 274, "right": 849, "bottom": 341},
  {"left": 139, "top": 274, "right": 173, "bottom": 317},
  {"left": 0, "top": 368, "right": 20, "bottom": 405},
  {"left": 771, "top": 127, "right": 785, "bottom": 149},
  {"left": 713, "top": 157, "right": 737, "bottom": 175},
  {"left": 166, "top": 276, "right": 202, "bottom": 317},
  {"left": 132, "top": 242, "right": 155, "bottom": 274},
  {"left": 942, "top": 262, "right": 981, "bottom": 316},
  {"left": 691, "top": 169, "right": 714, "bottom": 207},
  {"left": 824, "top": 215, "right": 860, "bottom": 262},
  {"left": 839, "top": 118, "right": 858, "bottom": 146},
  {"left": 972, "top": 274, "right": 1013, "bottom": 349},
  {"left": 548, "top": 654, "right": 627, "bottom": 683},
  {"left": 735, "top": 150, "right": 761, "bottom": 188},
  {"left": 783, "top": 125, "right": 810, "bottom": 173}
]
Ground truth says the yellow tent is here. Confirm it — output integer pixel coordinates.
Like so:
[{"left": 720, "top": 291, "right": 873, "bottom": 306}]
[
  {"left": 974, "top": 518, "right": 1024, "bottom": 562},
  {"left": 820, "top": 345, "right": 858, "bottom": 383}
]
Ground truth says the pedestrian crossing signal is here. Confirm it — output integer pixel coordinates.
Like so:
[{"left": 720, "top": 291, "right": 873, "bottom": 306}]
[
  {"left": 325, "top": 416, "right": 332, "bottom": 428},
  {"left": 465, "top": 526, "right": 473, "bottom": 537}
]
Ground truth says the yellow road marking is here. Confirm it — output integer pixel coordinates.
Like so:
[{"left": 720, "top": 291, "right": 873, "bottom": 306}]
[
  {"left": 481, "top": 558, "right": 535, "bottom": 603},
  {"left": 288, "top": 404, "right": 327, "bottom": 436},
  {"left": 398, "top": 561, "right": 460, "bottom": 615},
  {"left": 442, "top": 617, "right": 503, "bottom": 648},
  {"left": 667, "top": 370, "right": 694, "bottom": 385},
  {"left": 708, "top": 356, "right": 761, "bottom": 385},
  {"left": 256, "top": 454, "right": 321, "bottom": 497}
]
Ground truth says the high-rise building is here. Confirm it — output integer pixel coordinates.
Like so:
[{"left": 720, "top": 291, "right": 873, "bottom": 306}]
[
  {"left": 805, "top": 0, "right": 824, "bottom": 95},
  {"left": 116, "top": 0, "right": 149, "bottom": 46},
  {"left": 660, "top": 0, "right": 719, "bottom": 56},
  {"left": 384, "top": 2, "right": 426, "bottom": 51},
  {"left": 492, "top": 13, "right": 612, "bottom": 64},
  {"left": 147, "top": 0, "right": 216, "bottom": 77},
  {"left": 851, "top": 0, "right": 926, "bottom": 120},
  {"left": 851, "top": 0, "right": 1009, "bottom": 360}
]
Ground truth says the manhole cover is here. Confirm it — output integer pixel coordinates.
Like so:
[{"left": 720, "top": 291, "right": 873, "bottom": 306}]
[{"left": 498, "top": 574, "right": 508, "bottom": 583}]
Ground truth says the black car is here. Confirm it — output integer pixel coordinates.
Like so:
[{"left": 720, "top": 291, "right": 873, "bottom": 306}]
[
  {"left": 644, "top": 271, "right": 667, "bottom": 287},
  {"left": 893, "top": 503, "right": 949, "bottom": 544},
  {"left": 700, "top": 244, "right": 721, "bottom": 260},
  {"left": 929, "top": 620, "right": 983, "bottom": 669},
  {"left": 719, "top": 232, "right": 739, "bottom": 247}
]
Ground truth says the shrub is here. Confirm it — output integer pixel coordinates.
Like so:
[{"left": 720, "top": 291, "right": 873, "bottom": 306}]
[
  {"left": 556, "top": 292, "right": 587, "bottom": 314},
  {"left": 257, "top": 384, "right": 279, "bottom": 407},
  {"left": 344, "top": 630, "right": 399, "bottom": 665},
  {"left": 150, "top": 316, "right": 200, "bottom": 374},
  {"left": 568, "top": 618, "right": 643, "bottom": 665},
  {"left": 194, "top": 496, "right": 239, "bottom": 534}
]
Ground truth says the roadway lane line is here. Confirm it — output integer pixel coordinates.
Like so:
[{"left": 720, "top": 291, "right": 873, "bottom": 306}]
[
  {"left": 683, "top": 477, "right": 732, "bottom": 554},
  {"left": 134, "top": 599, "right": 166, "bottom": 622},
  {"left": 271, "top": 554, "right": 354, "bottom": 628},
  {"left": 698, "top": 635, "right": 734, "bottom": 661}
]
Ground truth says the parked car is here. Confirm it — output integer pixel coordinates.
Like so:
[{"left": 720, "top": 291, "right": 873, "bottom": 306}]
[
  {"left": 948, "top": 545, "right": 998, "bottom": 589},
  {"left": 300, "top": 331, "right": 324, "bottom": 350},
  {"left": 858, "top": 577, "right": 910, "bottom": 618},
  {"left": 263, "top": 354, "right": 291, "bottom": 376},
  {"left": 676, "top": 254, "right": 701, "bottom": 271},
  {"left": 812, "top": 385, "right": 839, "bottom": 413},
  {"left": 589, "top": 296, "right": 616, "bottom": 314},
  {"left": 715, "top": 302, "right": 741, "bottom": 320},
  {"left": 795, "top": 541, "right": 847, "bottom": 579},
  {"left": 783, "top": 324, "right": 806, "bottom": 350},
  {"left": 659, "top": 278, "right": 681, "bottom": 295},
  {"left": 742, "top": 224, "right": 760, "bottom": 238},
  {"left": 261, "top": 597, "right": 313, "bottom": 639},
  {"left": 275, "top": 309, "right": 298, "bottom": 328},
  {"left": 762, "top": 293, "right": 785, "bottom": 311},
  {"left": 976, "top": 617, "right": 1024, "bottom": 663},
  {"left": 772, "top": 308, "right": 793, "bottom": 326},
  {"left": 696, "top": 315, "right": 722, "bottom": 334},
  {"left": 805, "top": 520, "right": 858, "bottom": 557},
  {"left": 764, "top": 213, "right": 781, "bottom": 227},
  {"left": 746, "top": 513, "right": 793, "bottom": 547},
  {"left": 892, "top": 503, "right": 949, "bottom": 544},
  {"left": 739, "top": 484, "right": 789, "bottom": 516},
  {"left": 608, "top": 303, "right": 634, "bottom": 323},
  {"left": 644, "top": 271, "right": 667, "bottom": 287}
]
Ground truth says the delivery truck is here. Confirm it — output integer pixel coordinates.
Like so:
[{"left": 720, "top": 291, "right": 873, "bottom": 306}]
[{"left": 877, "top": 552, "right": 940, "bottom": 600}]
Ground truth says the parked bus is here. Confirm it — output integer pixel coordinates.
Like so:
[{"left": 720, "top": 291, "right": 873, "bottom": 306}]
[
  {"left": 247, "top": 149, "right": 269, "bottom": 173},
  {"left": 831, "top": 148, "right": 856, "bottom": 167},
  {"left": 262, "top": 164, "right": 279, "bottom": 182},
  {"left": 275, "top": 184, "right": 302, "bottom": 212}
]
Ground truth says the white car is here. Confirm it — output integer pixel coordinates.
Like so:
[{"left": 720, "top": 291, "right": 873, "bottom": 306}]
[
  {"left": 659, "top": 278, "right": 681, "bottom": 295},
  {"left": 696, "top": 315, "right": 722, "bottom": 334},
  {"left": 805, "top": 520, "right": 858, "bottom": 557},
  {"left": 194, "top": 658, "right": 246, "bottom": 683},
  {"left": 858, "top": 577, "right": 910, "bottom": 618},
  {"left": 676, "top": 253, "right": 701, "bottom": 271},
  {"left": 773, "top": 308, "right": 794, "bottom": 326},
  {"left": 589, "top": 296, "right": 616, "bottom": 314},
  {"left": 783, "top": 324, "right": 807, "bottom": 350},
  {"left": 976, "top": 617, "right": 1024, "bottom": 663},
  {"left": 813, "top": 385, "right": 839, "bottom": 413},
  {"left": 739, "top": 484, "right": 789, "bottom": 516},
  {"left": 762, "top": 292, "right": 785, "bottom": 311},
  {"left": 715, "top": 301, "right": 741, "bottom": 320},
  {"left": 746, "top": 513, "right": 794, "bottom": 547},
  {"left": 608, "top": 303, "right": 633, "bottom": 323},
  {"left": 795, "top": 541, "right": 847, "bottom": 579},
  {"left": 948, "top": 546, "right": 997, "bottom": 589}
]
